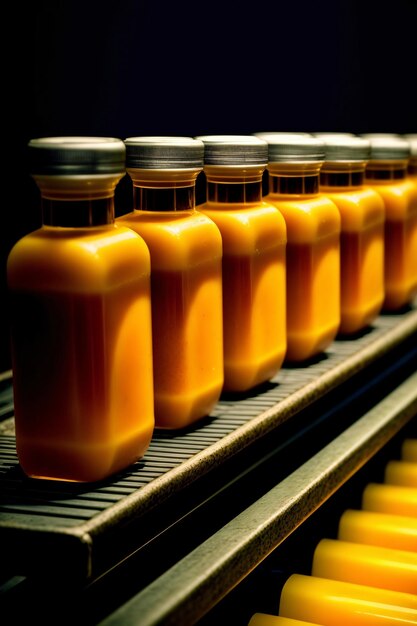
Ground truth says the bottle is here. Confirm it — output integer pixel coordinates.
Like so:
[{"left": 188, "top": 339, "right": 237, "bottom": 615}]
[
  {"left": 195, "top": 135, "right": 287, "bottom": 393},
  {"left": 278, "top": 574, "right": 417, "bottom": 625},
  {"left": 7, "top": 137, "right": 155, "bottom": 482},
  {"left": 262, "top": 134, "right": 341, "bottom": 362},
  {"left": 402, "top": 438, "right": 417, "bottom": 462},
  {"left": 364, "top": 137, "right": 417, "bottom": 311},
  {"left": 319, "top": 136, "right": 385, "bottom": 335},
  {"left": 312, "top": 537, "right": 417, "bottom": 594},
  {"left": 384, "top": 460, "right": 417, "bottom": 487},
  {"left": 362, "top": 483, "right": 417, "bottom": 517},
  {"left": 117, "top": 137, "right": 224, "bottom": 429},
  {"left": 338, "top": 508, "right": 417, "bottom": 552}
]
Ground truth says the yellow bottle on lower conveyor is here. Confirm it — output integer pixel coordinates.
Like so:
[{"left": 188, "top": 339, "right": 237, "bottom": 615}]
[
  {"left": 195, "top": 135, "right": 287, "bottom": 393},
  {"left": 402, "top": 439, "right": 417, "bottom": 462},
  {"left": 384, "top": 460, "right": 417, "bottom": 487},
  {"left": 319, "top": 136, "right": 385, "bottom": 335},
  {"left": 338, "top": 509, "right": 417, "bottom": 552},
  {"left": 279, "top": 574, "right": 417, "bottom": 625},
  {"left": 311, "top": 537, "right": 417, "bottom": 594},
  {"left": 364, "top": 137, "right": 417, "bottom": 311},
  {"left": 262, "top": 135, "right": 341, "bottom": 362},
  {"left": 362, "top": 483, "right": 417, "bottom": 517},
  {"left": 249, "top": 614, "right": 322, "bottom": 626}
]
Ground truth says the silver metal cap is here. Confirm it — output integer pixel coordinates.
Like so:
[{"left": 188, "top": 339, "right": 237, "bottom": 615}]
[
  {"left": 361, "top": 133, "right": 401, "bottom": 139},
  {"left": 125, "top": 137, "right": 204, "bottom": 169},
  {"left": 195, "top": 135, "right": 268, "bottom": 166},
  {"left": 408, "top": 139, "right": 417, "bottom": 157},
  {"left": 261, "top": 134, "right": 325, "bottom": 162},
  {"left": 321, "top": 136, "right": 371, "bottom": 161},
  {"left": 254, "top": 131, "right": 312, "bottom": 138},
  {"left": 313, "top": 132, "right": 356, "bottom": 138},
  {"left": 28, "top": 137, "right": 126, "bottom": 175},
  {"left": 367, "top": 137, "right": 411, "bottom": 160}
]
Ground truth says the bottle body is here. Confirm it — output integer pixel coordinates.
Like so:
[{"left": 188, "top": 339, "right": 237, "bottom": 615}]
[
  {"left": 8, "top": 137, "right": 155, "bottom": 482},
  {"left": 197, "top": 167, "right": 287, "bottom": 393},
  {"left": 320, "top": 180, "right": 385, "bottom": 334},
  {"left": 8, "top": 206, "right": 155, "bottom": 483},
  {"left": 365, "top": 158, "right": 417, "bottom": 311},
  {"left": 265, "top": 168, "right": 341, "bottom": 362},
  {"left": 118, "top": 208, "right": 224, "bottom": 428}
]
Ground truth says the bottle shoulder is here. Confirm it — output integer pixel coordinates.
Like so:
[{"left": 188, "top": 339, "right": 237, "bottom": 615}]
[{"left": 7, "top": 225, "right": 151, "bottom": 291}]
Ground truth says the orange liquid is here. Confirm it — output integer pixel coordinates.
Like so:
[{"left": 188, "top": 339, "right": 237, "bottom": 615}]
[
  {"left": 265, "top": 194, "right": 341, "bottom": 362},
  {"left": 366, "top": 179, "right": 417, "bottom": 310},
  {"left": 7, "top": 225, "right": 154, "bottom": 482},
  {"left": 117, "top": 210, "right": 223, "bottom": 428},
  {"left": 196, "top": 203, "right": 287, "bottom": 392},
  {"left": 320, "top": 188, "right": 385, "bottom": 334}
]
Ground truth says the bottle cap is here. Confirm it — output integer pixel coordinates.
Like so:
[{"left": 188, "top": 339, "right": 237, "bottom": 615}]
[
  {"left": 262, "top": 134, "right": 325, "bottom": 162},
  {"left": 125, "top": 136, "right": 204, "bottom": 169},
  {"left": 367, "top": 137, "right": 410, "bottom": 160},
  {"left": 195, "top": 135, "right": 268, "bottom": 166},
  {"left": 321, "top": 136, "right": 371, "bottom": 161},
  {"left": 313, "top": 132, "right": 356, "bottom": 138},
  {"left": 361, "top": 133, "right": 401, "bottom": 139},
  {"left": 407, "top": 139, "right": 417, "bottom": 157},
  {"left": 28, "top": 137, "right": 126, "bottom": 175},
  {"left": 254, "top": 131, "right": 312, "bottom": 138}
]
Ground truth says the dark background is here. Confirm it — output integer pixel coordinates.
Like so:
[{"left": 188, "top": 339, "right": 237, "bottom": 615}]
[{"left": 2, "top": 0, "right": 417, "bottom": 372}]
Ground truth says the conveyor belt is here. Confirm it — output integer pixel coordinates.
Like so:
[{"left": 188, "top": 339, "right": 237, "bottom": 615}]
[{"left": 1, "top": 305, "right": 417, "bottom": 584}]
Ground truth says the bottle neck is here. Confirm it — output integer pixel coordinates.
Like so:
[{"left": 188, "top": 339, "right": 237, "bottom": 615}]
[
  {"left": 365, "top": 161, "right": 407, "bottom": 181},
  {"left": 268, "top": 174, "right": 319, "bottom": 195},
  {"left": 320, "top": 166, "right": 365, "bottom": 188},
  {"left": 133, "top": 185, "right": 195, "bottom": 212},
  {"left": 206, "top": 180, "right": 263, "bottom": 203},
  {"left": 42, "top": 197, "right": 114, "bottom": 227}
]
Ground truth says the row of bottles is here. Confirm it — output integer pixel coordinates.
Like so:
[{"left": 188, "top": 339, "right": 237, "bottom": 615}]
[
  {"left": 6, "top": 133, "right": 417, "bottom": 483},
  {"left": 249, "top": 436, "right": 417, "bottom": 625}
]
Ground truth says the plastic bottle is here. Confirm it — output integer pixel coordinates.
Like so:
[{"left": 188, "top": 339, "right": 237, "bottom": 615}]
[
  {"left": 319, "top": 136, "right": 385, "bottom": 334},
  {"left": 384, "top": 460, "right": 417, "bottom": 487},
  {"left": 338, "top": 508, "right": 417, "bottom": 552},
  {"left": 362, "top": 483, "right": 417, "bottom": 517},
  {"left": 262, "top": 134, "right": 341, "bottom": 362},
  {"left": 279, "top": 574, "right": 417, "bottom": 625},
  {"left": 117, "top": 137, "right": 224, "bottom": 429},
  {"left": 7, "top": 137, "right": 155, "bottom": 482},
  {"left": 364, "top": 137, "right": 417, "bottom": 311},
  {"left": 195, "top": 135, "right": 287, "bottom": 393},
  {"left": 312, "top": 537, "right": 417, "bottom": 594}
]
